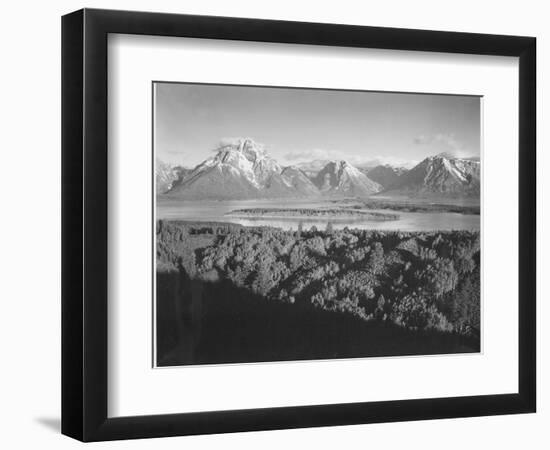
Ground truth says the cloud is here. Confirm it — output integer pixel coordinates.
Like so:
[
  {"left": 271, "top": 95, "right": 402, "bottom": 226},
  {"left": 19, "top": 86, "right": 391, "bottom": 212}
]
[
  {"left": 361, "top": 156, "right": 419, "bottom": 169},
  {"left": 413, "top": 133, "right": 475, "bottom": 159},
  {"left": 414, "top": 133, "right": 460, "bottom": 148},
  {"left": 282, "top": 148, "right": 417, "bottom": 169},
  {"left": 283, "top": 148, "right": 344, "bottom": 162},
  {"left": 211, "top": 137, "right": 267, "bottom": 152}
]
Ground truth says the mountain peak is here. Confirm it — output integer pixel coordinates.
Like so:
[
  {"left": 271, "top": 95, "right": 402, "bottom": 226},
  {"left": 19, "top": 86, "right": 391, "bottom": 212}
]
[
  {"left": 329, "top": 159, "right": 350, "bottom": 168},
  {"left": 383, "top": 152, "right": 480, "bottom": 197},
  {"left": 433, "top": 151, "right": 453, "bottom": 160},
  {"left": 313, "top": 160, "right": 381, "bottom": 196},
  {"left": 216, "top": 138, "right": 267, "bottom": 162},
  {"left": 322, "top": 160, "right": 356, "bottom": 174},
  {"left": 155, "top": 159, "right": 192, "bottom": 194}
]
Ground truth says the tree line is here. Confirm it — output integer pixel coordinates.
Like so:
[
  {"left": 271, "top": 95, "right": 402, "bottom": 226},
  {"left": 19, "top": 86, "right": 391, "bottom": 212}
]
[{"left": 157, "top": 220, "right": 480, "bottom": 339}]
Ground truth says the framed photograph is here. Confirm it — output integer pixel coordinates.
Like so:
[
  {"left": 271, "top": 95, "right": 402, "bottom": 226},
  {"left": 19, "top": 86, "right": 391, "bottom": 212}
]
[{"left": 62, "top": 8, "right": 536, "bottom": 441}]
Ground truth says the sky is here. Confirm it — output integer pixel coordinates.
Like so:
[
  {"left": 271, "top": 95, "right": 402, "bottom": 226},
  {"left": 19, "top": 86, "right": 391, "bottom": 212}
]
[{"left": 154, "top": 82, "right": 481, "bottom": 169}]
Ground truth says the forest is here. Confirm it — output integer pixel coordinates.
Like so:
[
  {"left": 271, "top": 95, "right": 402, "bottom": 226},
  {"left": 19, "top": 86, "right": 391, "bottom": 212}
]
[
  {"left": 225, "top": 207, "right": 399, "bottom": 221},
  {"left": 156, "top": 220, "right": 480, "bottom": 365},
  {"left": 332, "top": 199, "right": 481, "bottom": 215}
]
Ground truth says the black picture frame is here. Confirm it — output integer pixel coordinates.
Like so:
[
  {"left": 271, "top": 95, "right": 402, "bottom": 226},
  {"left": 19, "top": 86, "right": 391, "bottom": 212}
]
[{"left": 62, "top": 8, "right": 536, "bottom": 442}]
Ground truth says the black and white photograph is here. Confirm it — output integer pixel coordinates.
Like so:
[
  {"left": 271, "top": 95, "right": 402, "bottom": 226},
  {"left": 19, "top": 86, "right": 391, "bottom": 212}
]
[
  {"left": 0, "top": 1, "right": 542, "bottom": 446},
  {"left": 154, "top": 82, "right": 482, "bottom": 367}
]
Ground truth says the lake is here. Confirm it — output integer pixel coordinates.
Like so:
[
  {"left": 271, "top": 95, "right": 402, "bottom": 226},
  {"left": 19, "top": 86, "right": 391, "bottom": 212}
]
[{"left": 157, "top": 198, "right": 480, "bottom": 232}]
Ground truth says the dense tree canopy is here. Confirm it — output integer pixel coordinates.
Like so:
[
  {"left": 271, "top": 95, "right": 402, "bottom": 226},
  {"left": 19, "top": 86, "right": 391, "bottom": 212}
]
[{"left": 157, "top": 220, "right": 481, "bottom": 338}]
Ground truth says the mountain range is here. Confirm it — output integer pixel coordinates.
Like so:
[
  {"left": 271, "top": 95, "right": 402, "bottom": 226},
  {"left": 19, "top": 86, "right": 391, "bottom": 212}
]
[{"left": 157, "top": 138, "right": 480, "bottom": 200}]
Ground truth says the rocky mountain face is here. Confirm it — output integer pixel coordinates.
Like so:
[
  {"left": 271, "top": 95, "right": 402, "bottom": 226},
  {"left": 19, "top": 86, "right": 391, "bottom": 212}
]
[
  {"left": 280, "top": 166, "right": 320, "bottom": 197},
  {"left": 312, "top": 160, "right": 382, "bottom": 197},
  {"left": 155, "top": 159, "right": 191, "bottom": 194},
  {"left": 363, "top": 164, "right": 407, "bottom": 189},
  {"left": 383, "top": 154, "right": 480, "bottom": 197}
]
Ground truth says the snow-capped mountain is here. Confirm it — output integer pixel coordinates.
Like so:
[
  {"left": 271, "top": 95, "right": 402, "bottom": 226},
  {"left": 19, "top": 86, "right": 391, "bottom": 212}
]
[
  {"left": 165, "top": 138, "right": 311, "bottom": 200},
  {"left": 312, "top": 160, "right": 382, "bottom": 196},
  {"left": 362, "top": 164, "right": 408, "bottom": 189},
  {"left": 383, "top": 154, "right": 480, "bottom": 197},
  {"left": 155, "top": 159, "right": 191, "bottom": 194}
]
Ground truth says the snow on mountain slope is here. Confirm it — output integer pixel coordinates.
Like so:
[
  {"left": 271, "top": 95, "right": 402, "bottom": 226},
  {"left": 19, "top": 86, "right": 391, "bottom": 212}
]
[
  {"left": 312, "top": 161, "right": 382, "bottom": 197},
  {"left": 165, "top": 138, "right": 308, "bottom": 199},
  {"left": 161, "top": 139, "right": 479, "bottom": 200},
  {"left": 155, "top": 159, "right": 191, "bottom": 194},
  {"left": 383, "top": 154, "right": 480, "bottom": 197},
  {"left": 280, "top": 166, "right": 321, "bottom": 196}
]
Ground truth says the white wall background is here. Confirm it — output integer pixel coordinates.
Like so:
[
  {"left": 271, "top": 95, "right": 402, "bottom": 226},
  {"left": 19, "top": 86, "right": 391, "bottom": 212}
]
[{"left": 0, "top": 0, "right": 545, "bottom": 448}]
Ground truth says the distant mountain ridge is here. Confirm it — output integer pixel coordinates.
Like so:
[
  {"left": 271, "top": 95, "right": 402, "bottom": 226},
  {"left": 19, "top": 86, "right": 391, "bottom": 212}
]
[
  {"left": 312, "top": 160, "right": 382, "bottom": 196},
  {"left": 382, "top": 154, "right": 480, "bottom": 197},
  {"left": 155, "top": 159, "right": 191, "bottom": 194},
  {"left": 158, "top": 138, "right": 480, "bottom": 200},
  {"left": 295, "top": 159, "right": 332, "bottom": 178},
  {"left": 362, "top": 164, "right": 407, "bottom": 189},
  {"left": 280, "top": 166, "right": 320, "bottom": 196}
]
